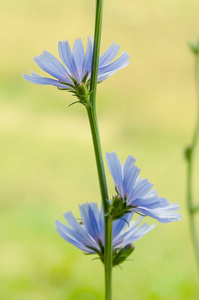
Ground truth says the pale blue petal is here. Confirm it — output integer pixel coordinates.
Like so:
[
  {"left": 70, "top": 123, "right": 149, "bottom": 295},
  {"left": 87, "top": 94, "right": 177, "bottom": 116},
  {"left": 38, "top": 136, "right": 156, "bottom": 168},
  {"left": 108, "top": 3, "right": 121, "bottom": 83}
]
[
  {"left": 99, "top": 42, "right": 120, "bottom": 67},
  {"left": 82, "top": 36, "right": 93, "bottom": 77},
  {"left": 158, "top": 202, "right": 181, "bottom": 213},
  {"left": 98, "top": 205, "right": 105, "bottom": 244},
  {"left": 97, "top": 70, "right": 116, "bottom": 82},
  {"left": 133, "top": 206, "right": 182, "bottom": 223},
  {"left": 58, "top": 41, "right": 79, "bottom": 80},
  {"left": 113, "top": 216, "right": 143, "bottom": 247},
  {"left": 73, "top": 38, "right": 84, "bottom": 80},
  {"left": 98, "top": 52, "right": 130, "bottom": 75},
  {"left": 158, "top": 197, "right": 170, "bottom": 206},
  {"left": 130, "top": 179, "right": 154, "bottom": 200},
  {"left": 64, "top": 211, "right": 98, "bottom": 249},
  {"left": 112, "top": 213, "right": 133, "bottom": 242},
  {"left": 142, "top": 189, "right": 158, "bottom": 199},
  {"left": 129, "top": 197, "right": 160, "bottom": 209},
  {"left": 34, "top": 50, "right": 68, "bottom": 82},
  {"left": 106, "top": 152, "right": 124, "bottom": 197},
  {"left": 121, "top": 224, "right": 156, "bottom": 246},
  {"left": 113, "top": 216, "right": 156, "bottom": 248},
  {"left": 55, "top": 220, "right": 92, "bottom": 251},
  {"left": 57, "top": 219, "right": 90, "bottom": 246},
  {"left": 23, "top": 71, "right": 70, "bottom": 88},
  {"left": 55, "top": 223, "right": 90, "bottom": 252},
  {"left": 79, "top": 203, "right": 100, "bottom": 242},
  {"left": 123, "top": 164, "right": 140, "bottom": 199},
  {"left": 123, "top": 155, "right": 136, "bottom": 174},
  {"left": 88, "top": 205, "right": 100, "bottom": 240}
]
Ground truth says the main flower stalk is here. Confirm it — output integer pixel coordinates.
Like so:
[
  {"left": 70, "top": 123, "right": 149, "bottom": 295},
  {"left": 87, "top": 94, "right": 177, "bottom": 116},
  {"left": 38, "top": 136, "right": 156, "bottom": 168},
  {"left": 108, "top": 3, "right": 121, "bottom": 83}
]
[
  {"left": 185, "top": 49, "right": 199, "bottom": 275},
  {"left": 88, "top": 0, "right": 113, "bottom": 298},
  {"left": 87, "top": 101, "right": 113, "bottom": 300}
]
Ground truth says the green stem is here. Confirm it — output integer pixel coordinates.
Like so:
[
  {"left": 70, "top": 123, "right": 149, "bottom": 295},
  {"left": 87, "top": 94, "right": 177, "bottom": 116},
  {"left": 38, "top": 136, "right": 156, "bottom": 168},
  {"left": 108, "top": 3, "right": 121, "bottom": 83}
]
[
  {"left": 186, "top": 55, "right": 199, "bottom": 275},
  {"left": 86, "top": 107, "right": 112, "bottom": 300},
  {"left": 87, "top": 0, "right": 113, "bottom": 298},
  {"left": 105, "top": 217, "right": 112, "bottom": 300},
  {"left": 86, "top": 108, "right": 108, "bottom": 213},
  {"left": 90, "top": 0, "right": 103, "bottom": 110}
]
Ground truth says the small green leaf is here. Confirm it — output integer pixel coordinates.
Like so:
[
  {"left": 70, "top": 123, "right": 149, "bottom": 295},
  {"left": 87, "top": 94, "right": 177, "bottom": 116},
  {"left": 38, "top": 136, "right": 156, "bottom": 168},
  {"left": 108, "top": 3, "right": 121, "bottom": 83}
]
[
  {"left": 184, "top": 146, "right": 192, "bottom": 161},
  {"left": 68, "top": 101, "right": 81, "bottom": 107}
]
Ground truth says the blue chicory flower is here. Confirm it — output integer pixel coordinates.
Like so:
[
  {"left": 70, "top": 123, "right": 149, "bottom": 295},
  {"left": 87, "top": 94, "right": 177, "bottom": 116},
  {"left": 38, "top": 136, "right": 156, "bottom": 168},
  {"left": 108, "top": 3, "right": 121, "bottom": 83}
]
[
  {"left": 55, "top": 202, "right": 155, "bottom": 266},
  {"left": 106, "top": 151, "right": 182, "bottom": 223},
  {"left": 23, "top": 37, "right": 130, "bottom": 105}
]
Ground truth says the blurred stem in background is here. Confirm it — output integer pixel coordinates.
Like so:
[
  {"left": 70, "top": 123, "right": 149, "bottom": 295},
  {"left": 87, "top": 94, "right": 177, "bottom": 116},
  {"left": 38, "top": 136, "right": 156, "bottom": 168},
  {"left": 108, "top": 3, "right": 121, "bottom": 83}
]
[
  {"left": 87, "top": 0, "right": 113, "bottom": 299},
  {"left": 185, "top": 40, "right": 199, "bottom": 276}
]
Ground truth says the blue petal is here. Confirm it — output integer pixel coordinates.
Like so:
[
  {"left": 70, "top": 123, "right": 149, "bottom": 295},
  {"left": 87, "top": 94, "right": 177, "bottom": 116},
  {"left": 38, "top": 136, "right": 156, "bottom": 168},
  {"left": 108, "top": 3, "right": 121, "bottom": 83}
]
[
  {"left": 123, "top": 164, "right": 140, "bottom": 198},
  {"left": 112, "top": 212, "right": 133, "bottom": 241},
  {"left": 58, "top": 41, "right": 79, "bottom": 81},
  {"left": 23, "top": 71, "right": 70, "bottom": 88},
  {"left": 106, "top": 152, "right": 124, "bottom": 197},
  {"left": 113, "top": 216, "right": 155, "bottom": 248},
  {"left": 34, "top": 50, "right": 69, "bottom": 82},
  {"left": 130, "top": 197, "right": 160, "bottom": 209},
  {"left": 55, "top": 220, "right": 92, "bottom": 252},
  {"left": 98, "top": 51, "right": 130, "bottom": 75},
  {"left": 98, "top": 205, "right": 105, "bottom": 244},
  {"left": 133, "top": 206, "right": 182, "bottom": 223},
  {"left": 123, "top": 155, "right": 136, "bottom": 174},
  {"left": 72, "top": 38, "right": 85, "bottom": 80},
  {"left": 159, "top": 197, "right": 170, "bottom": 206},
  {"left": 97, "top": 70, "right": 116, "bottom": 82},
  {"left": 113, "top": 216, "right": 143, "bottom": 247},
  {"left": 57, "top": 219, "right": 90, "bottom": 246},
  {"left": 79, "top": 203, "right": 100, "bottom": 242},
  {"left": 121, "top": 223, "right": 156, "bottom": 246},
  {"left": 64, "top": 211, "right": 99, "bottom": 249},
  {"left": 99, "top": 42, "right": 120, "bottom": 67},
  {"left": 82, "top": 36, "right": 93, "bottom": 78},
  {"left": 130, "top": 178, "right": 154, "bottom": 200},
  {"left": 88, "top": 205, "right": 100, "bottom": 239}
]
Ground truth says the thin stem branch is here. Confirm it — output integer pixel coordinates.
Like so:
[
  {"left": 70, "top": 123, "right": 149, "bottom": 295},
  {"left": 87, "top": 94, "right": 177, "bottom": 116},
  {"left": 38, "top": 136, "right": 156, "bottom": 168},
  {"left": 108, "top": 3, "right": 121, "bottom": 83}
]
[
  {"left": 187, "top": 158, "right": 199, "bottom": 275},
  {"left": 186, "top": 55, "right": 199, "bottom": 276},
  {"left": 192, "top": 57, "right": 199, "bottom": 149}
]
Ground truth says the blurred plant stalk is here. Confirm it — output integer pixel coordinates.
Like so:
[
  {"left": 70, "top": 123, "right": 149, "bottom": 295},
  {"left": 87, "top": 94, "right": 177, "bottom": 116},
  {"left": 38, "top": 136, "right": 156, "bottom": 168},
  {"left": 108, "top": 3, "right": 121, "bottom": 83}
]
[
  {"left": 185, "top": 40, "right": 199, "bottom": 276},
  {"left": 87, "top": 0, "right": 113, "bottom": 298}
]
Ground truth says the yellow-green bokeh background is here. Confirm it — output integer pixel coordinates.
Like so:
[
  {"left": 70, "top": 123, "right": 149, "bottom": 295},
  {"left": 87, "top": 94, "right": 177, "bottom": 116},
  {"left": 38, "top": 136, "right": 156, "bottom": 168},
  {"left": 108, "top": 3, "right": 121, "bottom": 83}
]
[{"left": 1, "top": 0, "right": 199, "bottom": 299}]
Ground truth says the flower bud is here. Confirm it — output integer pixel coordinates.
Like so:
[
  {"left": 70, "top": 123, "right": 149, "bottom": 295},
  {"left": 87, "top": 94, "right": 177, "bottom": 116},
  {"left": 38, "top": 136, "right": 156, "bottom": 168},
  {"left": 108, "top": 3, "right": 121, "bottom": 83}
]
[
  {"left": 113, "top": 244, "right": 135, "bottom": 266},
  {"left": 189, "top": 40, "right": 199, "bottom": 55},
  {"left": 184, "top": 146, "right": 192, "bottom": 162},
  {"left": 107, "top": 195, "right": 133, "bottom": 221}
]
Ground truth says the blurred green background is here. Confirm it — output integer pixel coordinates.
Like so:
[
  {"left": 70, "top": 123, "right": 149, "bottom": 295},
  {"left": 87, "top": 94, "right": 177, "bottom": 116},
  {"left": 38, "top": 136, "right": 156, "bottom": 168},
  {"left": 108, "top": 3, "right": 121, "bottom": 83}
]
[{"left": 1, "top": 0, "right": 199, "bottom": 299}]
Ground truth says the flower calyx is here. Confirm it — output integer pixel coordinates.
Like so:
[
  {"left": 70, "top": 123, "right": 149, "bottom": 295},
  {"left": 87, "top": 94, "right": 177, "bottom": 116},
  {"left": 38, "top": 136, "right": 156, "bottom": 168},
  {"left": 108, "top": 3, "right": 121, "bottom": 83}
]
[
  {"left": 86, "top": 240, "right": 135, "bottom": 267},
  {"left": 107, "top": 193, "right": 133, "bottom": 221},
  {"left": 59, "top": 72, "right": 92, "bottom": 107}
]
